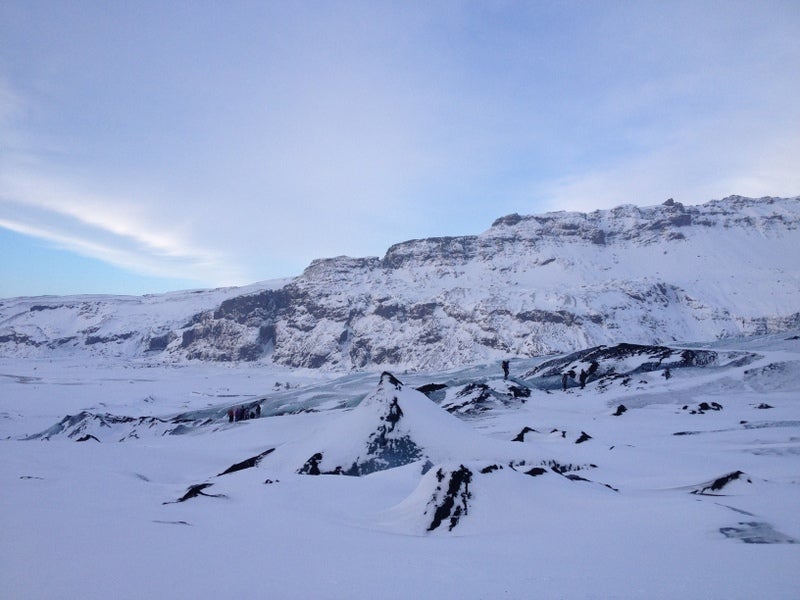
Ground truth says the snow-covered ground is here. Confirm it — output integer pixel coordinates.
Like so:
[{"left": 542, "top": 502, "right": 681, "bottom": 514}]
[{"left": 2, "top": 332, "right": 799, "bottom": 599}]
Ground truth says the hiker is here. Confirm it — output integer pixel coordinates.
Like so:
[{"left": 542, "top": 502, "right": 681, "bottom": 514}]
[
  {"left": 227, "top": 408, "right": 234, "bottom": 423},
  {"left": 662, "top": 367, "right": 671, "bottom": 380},
  {"left": 579, "top": 369, "right": 587, "bottom": 389},
  {"left": 388, "top": 398, "right": 403, "bottom": 421},
  {"left": 386, "top": 398, "right": 403, "bottom": 431},
  {"left": 502, "top": 360, "right": 509, "bottom": 380},
  {"left": 562, "top": 373, "right": 569, "bottom": 391}
]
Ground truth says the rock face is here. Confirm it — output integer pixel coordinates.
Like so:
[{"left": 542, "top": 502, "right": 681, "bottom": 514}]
[{"left": 1, "top": 195, "right": 798, "bottom": 371}]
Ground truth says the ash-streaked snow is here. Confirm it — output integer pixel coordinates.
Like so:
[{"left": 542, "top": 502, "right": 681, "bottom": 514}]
[{"left": 2, "top": 332, "right": 799, "bottom": 599}]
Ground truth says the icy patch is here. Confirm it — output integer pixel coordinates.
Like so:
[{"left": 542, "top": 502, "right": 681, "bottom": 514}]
[{"left": 720, "top": 522, "right": 797, "bottom": 544}]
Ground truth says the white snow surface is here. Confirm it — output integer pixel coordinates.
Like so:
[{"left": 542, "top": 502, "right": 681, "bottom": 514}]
[{"left": 2, "top": 332, "right": 799, "bottom": 599}]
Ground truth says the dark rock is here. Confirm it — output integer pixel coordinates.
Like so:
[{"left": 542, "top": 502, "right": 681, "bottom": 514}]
[
  {"left": 508, "top": 384, "right": 531, "bottom": 399},
  {"left": 146, "top": 333, "right": 174, "bottom": 351},
  {"left": 380, "top": 372, "right": 403, "bottom": 389},
  {"left": 613, "top": 405, "right": 627, "bottom": 416},
  {"left": 516, "top": 309, "right": 577, "bottom": 326},
  {"left": 415, "top": 383, "right": 447, "bottom": 399},
  {"left": 512, "top": 426, "right": 537, "bottom": 442},
  {"left": 29, "top": 304, "right": 60, "bottom": 312},
  {"left": 692, "top": 470, "right": 751, "bottom": 495},
  {"left": 85, "top": 332, "right": 135, "bottom": 345},
  {"left": 164, "top": 483, "right": 226, "bottom": 504},
  {"left": 756, "top": 403, "right": 774, "bottom": 409},
  {"left": 298, "top": 453, "right": 324, "bottom": 475},
  {"left": 575, "top": 431, "right": 592, "bottom": 444},
  {"left": 480, "top": 464, "right": 502, "bottom": 474},
  {"left": 525, "top": 467, "right": 547, "bottom": 477},
  {"left": 75, "top": 434, "right": 100, "bottom": 443},
  {"left": 218, "top": 448, "right": 275, "bottom": 476},
  {"left": 545, "top": 460, "right": 595, "bottom": 474},
  {"left": 426, "top": 465, "right": 473, "bottom": 532}
]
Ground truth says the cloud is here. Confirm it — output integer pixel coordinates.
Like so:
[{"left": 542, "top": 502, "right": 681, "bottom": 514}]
[
  {"left": 0, "top": 167, "right": 246, "bottom": 285},
  {"left": 539, "top": 111, "right": 800, "bottom": 213}
]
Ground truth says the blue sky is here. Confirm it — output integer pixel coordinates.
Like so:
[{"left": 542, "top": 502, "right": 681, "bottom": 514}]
[{"left": 1, "top": 1, "right": 798, "bottom": 298}]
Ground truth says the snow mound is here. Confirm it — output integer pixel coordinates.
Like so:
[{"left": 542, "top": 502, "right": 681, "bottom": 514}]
[
  {"left": 371, "top": 460, "right": 617, "bottom": 535},
  {"left": 264, "top": 372, "right": 524, "bottom": 476},
  {"left": 432, "top": 378, "right": 532, "bottom": 416}
]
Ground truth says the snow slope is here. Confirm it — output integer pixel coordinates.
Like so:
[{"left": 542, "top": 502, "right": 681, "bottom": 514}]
[{"left": 2, "top": 332, "right": 799, "bottom": 598}]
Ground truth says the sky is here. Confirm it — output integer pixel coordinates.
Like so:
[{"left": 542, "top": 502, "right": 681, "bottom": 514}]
[{"left": 1, "top": 1, "right": 799, "bottom": 298}]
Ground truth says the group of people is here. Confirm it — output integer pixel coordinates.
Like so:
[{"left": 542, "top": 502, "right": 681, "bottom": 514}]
[
  {"left": 501, "top": 358, "right": 673, "bottom": 392},
  {"left": 227, "top": 403, "right": 262, "bottom": 422}
]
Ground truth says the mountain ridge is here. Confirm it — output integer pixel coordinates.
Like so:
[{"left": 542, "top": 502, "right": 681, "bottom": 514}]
[{"left": 1, "top": 195, "right": 798, "bottom": 370}]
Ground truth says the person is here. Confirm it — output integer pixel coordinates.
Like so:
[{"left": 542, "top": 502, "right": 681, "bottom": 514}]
[
  {"left": 662, "top": 367, "right": 671, "bottom": 380},
  {"left": 562, "top": 372, "right": 569, "bottom": 391},
  {"left": 579, "top": 369, "right": 587, "bottom": 389},
  {"left": 386, "top": 397, "right": 403, "bottom": 432},
  {"left": 388, "top": 398, "right": 403, "bottom": 421},
  {"left": 227, "top": 408, "right": 234, "bottom": 423},
  {"left": 502, "top": 360, "right": 509, "bottom": 380}
]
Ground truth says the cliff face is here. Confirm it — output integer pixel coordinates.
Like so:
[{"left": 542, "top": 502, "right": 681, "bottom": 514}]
[{"left": 2, "top": 196, "right": 798, "bottom": 370}]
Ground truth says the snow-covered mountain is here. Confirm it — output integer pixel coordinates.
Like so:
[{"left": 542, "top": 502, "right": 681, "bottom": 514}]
[{"left": 1, "top": 195, "right": 798, "bottom": 370}]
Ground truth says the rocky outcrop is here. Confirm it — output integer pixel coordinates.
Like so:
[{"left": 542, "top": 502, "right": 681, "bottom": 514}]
[{"left": 425, "top": 465, "right": 473, "bottom": 531}]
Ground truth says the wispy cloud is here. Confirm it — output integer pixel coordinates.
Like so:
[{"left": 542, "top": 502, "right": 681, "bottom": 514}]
[
  {"left": 0, "top": 167, "right": 246, "bottom": 285},
  {"left": 540, "top": 107, "right": 800, "bottom": 213}
]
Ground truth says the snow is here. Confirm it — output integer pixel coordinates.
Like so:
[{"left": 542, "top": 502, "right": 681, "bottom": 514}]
[{"left": 2, "top": 332, "right": 799, "bottom": 598}]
